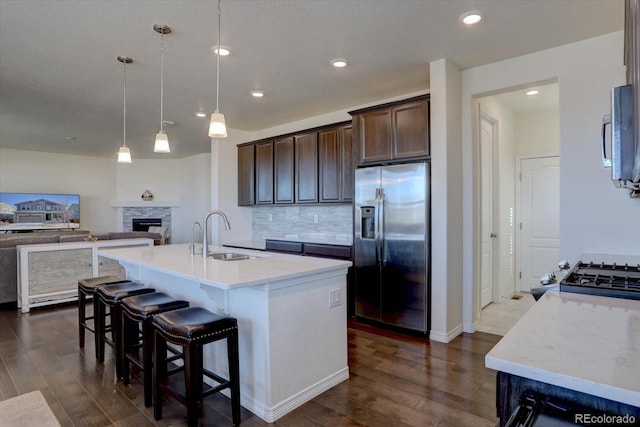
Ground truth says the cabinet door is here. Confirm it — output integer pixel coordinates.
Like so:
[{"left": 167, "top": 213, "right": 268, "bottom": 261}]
[
  {"left": 392, "top": 99, "right": 429, "bottom": 159},
  {"left": 237, "top": 144, "right": 255, "bottom": 205},
  {"left": 294, "top": 132, "right": 318, "bottom": 203},
  {"left": 274, "top": 137, "right": 294, "bottom": 204},
  {"left": 341, "top": 125, "right": 354, "bottom": 202},
  {"left": 255, "top": 141, "right": 274, "bottom": 204},
  {"left": 318, "top": 128, "right": 341, "bottom": 202},
  {"left": 358, "top": 109, "right": 392, "bottom": 164}
]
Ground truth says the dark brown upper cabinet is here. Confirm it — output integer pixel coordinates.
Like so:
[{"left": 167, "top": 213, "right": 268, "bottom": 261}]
[
  {"left": 294, "top": 132, "right": 318, "bottom": 203},
  {"left": 274, "top": 136, "right": 294, "bottom": 204},
  {"left": 255, "top": 141, "right": 274, "bottom": 204},
  {"left": 237, "top": 144, "right": 255, "bottom": 206},
  {"left": 236, "top": 121, "right": 352, "bottom": 206},
  {"left": 350, "top": 95, "right": 429, "bottom": 166},
  {"left": 319, "top": 124, "right": 353, "bottom": 203}
]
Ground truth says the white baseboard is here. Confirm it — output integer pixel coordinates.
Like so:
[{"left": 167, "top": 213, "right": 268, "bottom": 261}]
[
  {"left": 429, "top": 323, "right": 463, "bottom": 343},
  {"left": 244, "top": 367, "right": 350, "bottom": 423}
]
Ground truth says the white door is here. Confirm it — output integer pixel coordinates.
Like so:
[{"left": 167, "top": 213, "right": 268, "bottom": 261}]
[
  {"left": 518, "top": 156, "right": 560, "bottom": 292},
  {"left": 480, "top": 115, "right": 497, "bottom": 308}
]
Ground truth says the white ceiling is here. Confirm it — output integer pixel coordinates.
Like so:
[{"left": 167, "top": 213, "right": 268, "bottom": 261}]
[
  {"left": 492, "top": 83, "right": 560, "bottom": 113},
  {"left": 0, "top": 0, "right": 624, "bottom": 160}
]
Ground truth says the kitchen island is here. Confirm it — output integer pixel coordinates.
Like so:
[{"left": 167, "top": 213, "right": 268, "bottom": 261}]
[
  {"left": 97, "top": 243, "right": 351, "bottom": 422},
  {"left": 485, "top": 290, "right": 640, "bottom": 425}
]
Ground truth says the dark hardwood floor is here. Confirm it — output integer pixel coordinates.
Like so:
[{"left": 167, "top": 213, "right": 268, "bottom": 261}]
[{"left": 0, "top": 304, "right": 501, "bottom": 426}]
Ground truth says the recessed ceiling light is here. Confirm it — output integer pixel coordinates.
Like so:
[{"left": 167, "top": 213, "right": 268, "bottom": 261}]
[
  {"left": 461, "top": 11, "right": 482, "bottom": 25},
  {"left": 211, "top": 45, "right": 231, "bottom": 56},
  {"left": 195, "top": 112, "right": 207, "bottom": 118},
  {"left": 250, "top": 90, "right": 264, "bottom": 98},
  {"left": 330, "top": 59, "right": 347, "bottom": 68},
  {"left": 526, "top": 90, "right": 539, "bottom": 96}
]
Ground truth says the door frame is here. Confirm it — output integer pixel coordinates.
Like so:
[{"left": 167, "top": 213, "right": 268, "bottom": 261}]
[
  {"left": 515, "top": 154, "right": 560, "bottom": 292},
  {"left": 478, "top": 106, "right": 500, "bottom": 308}
]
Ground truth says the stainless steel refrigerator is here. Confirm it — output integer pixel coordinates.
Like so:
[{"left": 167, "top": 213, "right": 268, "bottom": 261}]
[{"left": 353, "top": 162, "right": 430, "bottom": 333}]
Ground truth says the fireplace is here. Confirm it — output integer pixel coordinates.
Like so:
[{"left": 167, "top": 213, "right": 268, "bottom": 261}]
[{"left": 132, "top": 218, "right": 161, "bottom": 232}]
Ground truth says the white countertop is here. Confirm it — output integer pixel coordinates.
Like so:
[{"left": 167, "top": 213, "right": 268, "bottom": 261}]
[
  {"left": 485, "top": 290, "right": 640, "bottom": 407},
  {"left": 97, "top": 243, "right": 351, "bottom": 290}
]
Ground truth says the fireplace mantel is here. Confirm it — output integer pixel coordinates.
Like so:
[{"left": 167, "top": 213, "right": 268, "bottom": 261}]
[{"left": 111, "top": 200, "right": 180, "bottom": 208}]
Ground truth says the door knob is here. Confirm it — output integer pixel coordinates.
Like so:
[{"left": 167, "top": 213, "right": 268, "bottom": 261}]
[{"left": 490, "top": 233, "right": 497, "bottom": 238}]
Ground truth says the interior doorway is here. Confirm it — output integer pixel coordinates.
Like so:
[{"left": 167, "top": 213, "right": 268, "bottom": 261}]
[{"left": 475, "top": 82, "right": 560, "bottom": 335}]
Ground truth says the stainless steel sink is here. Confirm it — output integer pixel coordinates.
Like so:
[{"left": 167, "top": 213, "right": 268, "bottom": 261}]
[{"left": 210, "top": 252, "right": 253, "bottom": 261}]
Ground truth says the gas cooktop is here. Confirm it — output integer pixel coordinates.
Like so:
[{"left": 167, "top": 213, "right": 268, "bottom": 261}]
[{"left": 559, "top": 261, "right": 640, "bottom": 300}]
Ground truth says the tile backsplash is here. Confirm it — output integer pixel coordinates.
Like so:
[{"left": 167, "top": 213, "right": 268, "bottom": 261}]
[{"left": 252, "top": 205, "right": 353, "bottom": 240}]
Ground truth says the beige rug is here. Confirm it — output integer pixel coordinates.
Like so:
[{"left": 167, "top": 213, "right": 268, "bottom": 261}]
[{"left": 0, "top": 390, "right": 61, "bottom": 427}]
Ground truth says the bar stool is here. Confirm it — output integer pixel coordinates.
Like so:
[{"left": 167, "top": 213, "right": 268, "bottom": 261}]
[
  {"left": 152, "top": 307, "right": 240, "bottom": 427},
  {"left": 95, "top": 281, "right": 155, "bottom": 379},
  {"left": 77, "top": 276, "right": 129, "bottom": 351},
  {"left": 121, "top": 292, "right": 189, "bottom": 407}
]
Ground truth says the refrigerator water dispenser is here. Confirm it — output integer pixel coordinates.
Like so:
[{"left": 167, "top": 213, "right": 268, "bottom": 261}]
[{"left": 360, "top": 206, "right": 375, "bottom": 239}]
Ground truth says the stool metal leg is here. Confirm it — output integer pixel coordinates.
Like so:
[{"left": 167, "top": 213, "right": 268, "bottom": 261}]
[
  {"left": 153, "top": 330, "right": 168, "bottom": 421},
  {"left": 121, "top": 312, "right": 138, "bottom": 387},
  {"left": 228, "top": 332, "right": 241, "bottom": 427},
  {"left": 78, "top": 289, "right": 87, "bottom": 348},
  {"left": 112, "top": 304, "right": 123, "bottom": 379},
  {"left": 141, "top": 318, "right": 154, "bottom": 407},
  {"left": 184, "top": 343, "right": 203, "bottom": 427},
  {"left": 94, "top": 296, "right": 105, "bottom": 362}
]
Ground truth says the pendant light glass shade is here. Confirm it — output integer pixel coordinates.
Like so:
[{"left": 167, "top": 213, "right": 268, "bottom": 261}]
[
  {"left": 117, "top": 145, "right": 132, "bottom": 163},
  {"left": 208, "top": 111, "right": 227, "bottom": 138},
  {"left": 209, "top": 0, "right": 228, "bottom": 139},
  {"left": 154, "top": 130, "right": 170, "bottom": 153},
  {"left": 154, "top": 24, "right": 171, "bottom": 153},
  {"left": 117, "top": 56, "right": 133, "bottom": 164}
]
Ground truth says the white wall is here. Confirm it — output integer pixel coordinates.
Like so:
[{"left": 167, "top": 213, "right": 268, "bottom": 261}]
[
  {"left": 515, "top": 108, "right": 560, "bottom": 156},
  {"left": 461, "top": 31, "right": 640, "bottom": 332},
  {"left": 429, "top": 59, "right": 463, "bottom": 342},
  {"left": 0, "top": 148, "right": 211, "bottom": 243},
  {"left": 0, "top": 148, "right": 118, "bottom": 232}
]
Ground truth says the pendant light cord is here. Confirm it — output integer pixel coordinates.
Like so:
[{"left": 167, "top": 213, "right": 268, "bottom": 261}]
[
  {"left": 160, "top": 32, "right": 165, "bottom": 131},
  {"left": 123, "top": 61, "right": 127, "bottom": 147},
  {"left": 216, "top": 0, "right": 221, "bottom": 112}
]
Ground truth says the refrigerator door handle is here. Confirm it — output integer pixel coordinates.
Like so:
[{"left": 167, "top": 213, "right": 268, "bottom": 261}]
[
  {"left": 378, "top": 188, "right": 385, "bottom": 263},
  {"left": 374, "top": 189, "right": 379, "bottom": 262}
]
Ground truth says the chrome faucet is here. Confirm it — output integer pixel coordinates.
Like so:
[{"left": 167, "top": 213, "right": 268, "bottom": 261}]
[
  {"left": 202, "top": 210, "right": 231, "bottom": 258},
  {"left": 189, "top": 221, "right": 202, "bottom": 255}
]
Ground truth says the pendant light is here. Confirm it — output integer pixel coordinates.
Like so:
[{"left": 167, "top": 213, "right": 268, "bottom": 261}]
[
  {"left": 154, "top": 24, "right": 172, "bottom": 153},
  {"left": 208, "top": 0, "right": 228, "bottom": 138},
  {"left": 117, "top": 56, "right": 133, "bottom": 164}
]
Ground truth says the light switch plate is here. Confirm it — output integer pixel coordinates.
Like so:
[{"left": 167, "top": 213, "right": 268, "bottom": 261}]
[{"left": 329, "top": 289, "right": 341, "bottom": 308}]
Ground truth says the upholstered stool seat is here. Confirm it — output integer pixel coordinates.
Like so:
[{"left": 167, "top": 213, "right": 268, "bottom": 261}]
[
  {"left": 121, "top": 292, "right": 189, "bottom": 407},
  {"left": 77, "top": 276, "right": 129, "bottom": 351},
  {"left": 152, "top": 307, "right": 240, "bottom": 427},
  {"left": 95, "top": 281, "right": 155, "bottom": 379}
]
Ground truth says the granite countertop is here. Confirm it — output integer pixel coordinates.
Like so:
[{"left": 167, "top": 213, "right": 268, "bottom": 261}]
[
  {"left": 485, "top": 290, "right": 640, "bottom": 407},
  {"left": 98, "top": 243, "right": 351, "bottom": 290}
]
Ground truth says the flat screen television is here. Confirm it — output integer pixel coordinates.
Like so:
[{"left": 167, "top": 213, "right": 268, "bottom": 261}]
[{"left": 0, "top": 192, "right": 80, "bottom": 231}]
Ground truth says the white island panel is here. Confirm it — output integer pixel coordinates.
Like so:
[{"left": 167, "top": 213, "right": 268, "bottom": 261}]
[{"left": 98, "top": 243, "right": 351, "bottom": 422}]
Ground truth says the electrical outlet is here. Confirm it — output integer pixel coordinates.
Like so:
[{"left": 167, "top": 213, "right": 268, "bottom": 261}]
[
  {"left": 268, "top": 213, "right": 272, "bottom": 222},
  {"left": 329, "top": 289, "right": 341, "bottom": 308},
  {"left": 314, "top": 214, "right": 319, "bottom": 224}
]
